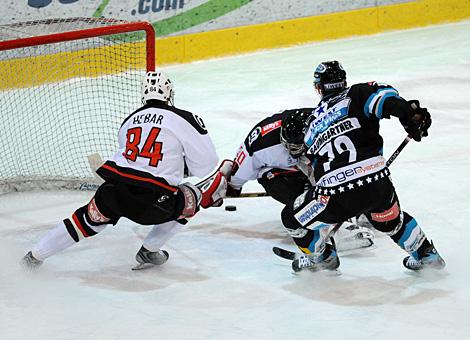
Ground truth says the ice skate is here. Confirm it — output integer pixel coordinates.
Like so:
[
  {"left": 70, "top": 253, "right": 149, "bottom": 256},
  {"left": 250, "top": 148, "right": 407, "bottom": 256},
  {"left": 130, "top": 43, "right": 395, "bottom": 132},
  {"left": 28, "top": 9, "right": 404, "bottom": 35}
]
[
  {"left": 403, "top": 242, "right": 445, "bottom": 271},
  {"left": 21, "top": 251, "right": 43, "bottom": 270},
  {"left": 292, "top": 242, "right": 340, "bottom": 273},
  {"left": 132, "top": 246, "right": 169, "bottom": 270},
  {"left": 356, "top": 214, "right": 374, "bottom": 230},
  {"left": 335, "top": 221, "right": 375, "bottom": 253}
]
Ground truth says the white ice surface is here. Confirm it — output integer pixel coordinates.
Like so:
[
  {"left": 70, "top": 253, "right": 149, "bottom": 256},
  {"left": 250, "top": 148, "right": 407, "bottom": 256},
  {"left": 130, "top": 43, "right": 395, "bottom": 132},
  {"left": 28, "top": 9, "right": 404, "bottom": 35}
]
[{"left": 1, "top": 21, "right": 470, "bottom": 340}]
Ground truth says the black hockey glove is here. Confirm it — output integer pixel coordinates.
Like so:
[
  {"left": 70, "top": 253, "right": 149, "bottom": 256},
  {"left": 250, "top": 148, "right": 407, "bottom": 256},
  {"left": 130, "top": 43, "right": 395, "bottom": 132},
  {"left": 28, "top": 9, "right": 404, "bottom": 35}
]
[
  {"left": 403, "top": 100, "right": 431, "bottom": 142},
  {"left": 226, "top": 184, "right": 242, "bottom": 198}
]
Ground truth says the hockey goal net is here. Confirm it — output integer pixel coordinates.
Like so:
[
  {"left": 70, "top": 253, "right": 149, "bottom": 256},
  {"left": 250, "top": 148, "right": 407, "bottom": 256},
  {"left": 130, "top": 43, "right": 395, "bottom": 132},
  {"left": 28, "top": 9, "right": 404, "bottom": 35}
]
[{"left": 0, "top": 18, "right": 155, "bottom": 193}]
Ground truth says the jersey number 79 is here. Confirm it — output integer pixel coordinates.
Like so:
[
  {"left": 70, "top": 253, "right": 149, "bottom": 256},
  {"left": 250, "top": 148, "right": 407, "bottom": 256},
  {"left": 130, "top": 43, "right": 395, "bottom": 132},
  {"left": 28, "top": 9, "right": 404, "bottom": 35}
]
[{"left": 123, "top": 127, "right": 163, "bottom": 167}]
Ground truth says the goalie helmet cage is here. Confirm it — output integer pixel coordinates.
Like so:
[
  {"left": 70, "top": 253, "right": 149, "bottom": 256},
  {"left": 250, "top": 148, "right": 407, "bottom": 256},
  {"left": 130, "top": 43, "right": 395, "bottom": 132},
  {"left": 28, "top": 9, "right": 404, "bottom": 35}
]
[{"left": 0, "top": 18, "right": 155, "bottom": 193}]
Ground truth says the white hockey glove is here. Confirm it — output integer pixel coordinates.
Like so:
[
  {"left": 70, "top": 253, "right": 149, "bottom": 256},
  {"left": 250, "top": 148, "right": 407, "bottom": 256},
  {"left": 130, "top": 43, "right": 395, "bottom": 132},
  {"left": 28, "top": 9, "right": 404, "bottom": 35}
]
[{"left": 196, "top": 159, "right": 233, "bottom": 208}]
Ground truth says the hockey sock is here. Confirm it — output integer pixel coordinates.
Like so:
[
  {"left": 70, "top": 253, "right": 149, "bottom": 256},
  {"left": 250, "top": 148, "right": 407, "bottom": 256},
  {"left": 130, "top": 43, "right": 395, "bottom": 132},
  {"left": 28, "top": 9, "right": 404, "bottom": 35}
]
[
  {"left": 31, "top": 222, "right": 77, "bottom": 261},
  {"left": 142, "top": 221, "right": 182, "bottom": 252},
  {"left": 31, "top": 202, "right": 112, "bottom": 261},
  {"left": 294, "top": 225, "right": 331, "bottom": 254},
  {"left": 389, "top": 212, "right": 431, "bottom": 258}
]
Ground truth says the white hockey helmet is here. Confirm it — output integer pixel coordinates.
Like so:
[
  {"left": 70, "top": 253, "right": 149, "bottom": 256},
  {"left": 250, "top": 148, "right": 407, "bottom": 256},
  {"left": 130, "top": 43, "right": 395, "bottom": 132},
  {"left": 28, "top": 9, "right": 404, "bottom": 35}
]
[{"left": 141, "top": 71, "right": 175, "bottom": 105}]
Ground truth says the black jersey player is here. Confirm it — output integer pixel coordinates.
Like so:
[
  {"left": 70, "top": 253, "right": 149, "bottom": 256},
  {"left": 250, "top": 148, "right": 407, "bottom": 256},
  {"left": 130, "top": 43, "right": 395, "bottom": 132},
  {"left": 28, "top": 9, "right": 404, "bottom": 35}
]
[
  {"left": 281, "top": 61, "right": 445, "bottom": 273},
  {"left": 227, "top": 108, "right": 374, "bottom": 252}
]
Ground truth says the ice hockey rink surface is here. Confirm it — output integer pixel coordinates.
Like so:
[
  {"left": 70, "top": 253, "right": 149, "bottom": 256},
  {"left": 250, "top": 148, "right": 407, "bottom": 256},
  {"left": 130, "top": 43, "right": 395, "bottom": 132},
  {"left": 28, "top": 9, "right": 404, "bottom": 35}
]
[{"left": 1, "top": 21, "right": 470, "bottom": 340}]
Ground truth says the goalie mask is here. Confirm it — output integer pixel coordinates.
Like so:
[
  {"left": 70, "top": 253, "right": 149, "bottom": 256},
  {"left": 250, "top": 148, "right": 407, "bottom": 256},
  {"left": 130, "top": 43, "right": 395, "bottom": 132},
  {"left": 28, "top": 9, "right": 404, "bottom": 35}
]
[
  {"left": 280, "top": 109, "right": 311, "bottom": 158},
  {"left": 141, "top": 71, "right": 175, "bottom": 106},
  {"left": 313, "top": 61, "right": 347, "bottom": 99}
]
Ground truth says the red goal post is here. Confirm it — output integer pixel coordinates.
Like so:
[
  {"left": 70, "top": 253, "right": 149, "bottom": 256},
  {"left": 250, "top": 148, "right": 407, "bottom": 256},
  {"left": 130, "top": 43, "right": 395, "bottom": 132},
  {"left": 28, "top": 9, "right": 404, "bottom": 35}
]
[{"left": 0, "top": 18, "right": 156, "bottom": 193}]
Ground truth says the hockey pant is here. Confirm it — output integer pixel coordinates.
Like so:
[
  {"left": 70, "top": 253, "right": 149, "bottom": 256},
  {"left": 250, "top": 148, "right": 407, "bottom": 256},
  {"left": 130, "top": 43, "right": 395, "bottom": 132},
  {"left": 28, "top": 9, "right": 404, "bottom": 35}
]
[
  {"left": 31, "top": 181, "right": 185, "bottom": 261},
  {"left": 281, "top": 176, "right": 432, "bottom": 257}
]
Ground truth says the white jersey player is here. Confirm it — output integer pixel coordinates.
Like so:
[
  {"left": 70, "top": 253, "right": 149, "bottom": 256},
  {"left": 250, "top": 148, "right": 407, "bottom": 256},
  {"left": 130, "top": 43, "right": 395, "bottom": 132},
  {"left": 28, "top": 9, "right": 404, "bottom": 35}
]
[
  {"left": 227, "top": 108, "right": 374, "bottom": 253},
  {"left": 22, "top": 71, "right": 229, "bottom": 270}
]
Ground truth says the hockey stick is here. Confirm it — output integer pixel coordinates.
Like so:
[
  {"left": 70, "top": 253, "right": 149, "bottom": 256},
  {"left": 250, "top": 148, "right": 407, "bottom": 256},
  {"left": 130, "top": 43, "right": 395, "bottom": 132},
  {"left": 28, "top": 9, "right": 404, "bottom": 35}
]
[
  {"left": 386, "top": 134, "right": 412, "bottom": 167},
  {"left": 235, "top": 192, "right": 269, "bottom": 198},
  {"left": 273, "top": 134, "right": 413, "bottom": 261}
]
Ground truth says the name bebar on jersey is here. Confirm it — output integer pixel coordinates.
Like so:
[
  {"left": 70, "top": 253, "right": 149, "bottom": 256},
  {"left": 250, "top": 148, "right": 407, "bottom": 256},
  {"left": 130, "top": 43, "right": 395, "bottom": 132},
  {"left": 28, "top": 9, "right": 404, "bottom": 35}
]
[
  {"left": 304, "top": 82, "right": 400, "bottom": 190},
  {"left": 109, "top": 101, "right": 218, "bottom": 187}
]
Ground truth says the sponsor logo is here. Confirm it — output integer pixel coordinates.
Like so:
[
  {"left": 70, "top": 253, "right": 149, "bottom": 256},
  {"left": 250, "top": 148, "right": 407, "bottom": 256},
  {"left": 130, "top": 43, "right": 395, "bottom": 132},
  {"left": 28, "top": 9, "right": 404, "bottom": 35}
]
[
  {"left": 132, "top": 0, "right": 185, "bottom": 15},
  {"left": 248, "top": 127, "right": 261, "bottom": 145},
  {"left": 306, "top": 98, "right": 351, "bottom": 147},
  {"left": 87, "top": 198, "right": 110, "bottom": 223},
  {"left": 157, "top": 195, "right": 170, "bottom": 203},
  {"left": 79, "top": 183, "right": 100, "bottom": 191},
  {"left": 315, "top": 63, "right": 327, "bottom": 73},
  {"left": 371, "top": 202, "right": 400, "bottom": 222},
  {"left": 317, "top": 156, "right": 386, "bottom": 187},
  {"left": 193, "top": 114, "right": 207, "bottom": 130},
  {"left": 294, "top": 195, "right": 330, "bottom": 226},
  {"left": 261, "top": 120, "right": 282, "bottom": 136},
  {"left": 28, "top": 0, "right": 79, "bottom": 9}
]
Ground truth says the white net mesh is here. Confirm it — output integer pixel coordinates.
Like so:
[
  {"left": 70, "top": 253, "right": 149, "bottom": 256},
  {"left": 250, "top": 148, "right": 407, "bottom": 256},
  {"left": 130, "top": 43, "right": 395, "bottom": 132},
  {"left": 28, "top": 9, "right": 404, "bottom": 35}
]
[{"left": 0, "top": 18, "right": 154, "bottom": 193}]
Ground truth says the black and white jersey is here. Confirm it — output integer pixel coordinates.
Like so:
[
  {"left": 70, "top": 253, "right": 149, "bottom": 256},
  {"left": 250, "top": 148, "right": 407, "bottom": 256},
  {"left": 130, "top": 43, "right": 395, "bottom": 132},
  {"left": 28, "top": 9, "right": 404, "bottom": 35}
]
[
  {"left": 99, "top": 101, "right": 218, "bottom": 188},
  {"left": 230, "top": 109, "right": 314, "bottom": 190},
  {"left": 304, "top": 82, "right": 400, "bottom": 189}
]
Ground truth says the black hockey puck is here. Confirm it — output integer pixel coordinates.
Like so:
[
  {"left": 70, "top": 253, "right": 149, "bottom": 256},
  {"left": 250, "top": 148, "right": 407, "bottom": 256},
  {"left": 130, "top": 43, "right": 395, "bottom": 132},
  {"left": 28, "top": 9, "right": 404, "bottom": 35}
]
[{"left": 225, "top": 205, "right": 237, "bottom": 211}]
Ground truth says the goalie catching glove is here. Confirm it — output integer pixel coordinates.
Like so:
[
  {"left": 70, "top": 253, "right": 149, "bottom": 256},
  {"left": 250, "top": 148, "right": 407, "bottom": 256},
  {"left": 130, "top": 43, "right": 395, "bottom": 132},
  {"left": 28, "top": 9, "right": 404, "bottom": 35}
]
[{"left": 197, "top": 159, "right": 233, "bottom": 208}]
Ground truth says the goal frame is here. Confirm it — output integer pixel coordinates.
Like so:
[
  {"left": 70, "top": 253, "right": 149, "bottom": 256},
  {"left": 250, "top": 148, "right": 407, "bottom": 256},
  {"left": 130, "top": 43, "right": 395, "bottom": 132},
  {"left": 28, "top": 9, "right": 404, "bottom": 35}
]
[
  {"left": 0, "top": 19, "right": 155, "bottom": 71},
  {"left": 0, "top": 19, "right": 156, "bottom": 193}
]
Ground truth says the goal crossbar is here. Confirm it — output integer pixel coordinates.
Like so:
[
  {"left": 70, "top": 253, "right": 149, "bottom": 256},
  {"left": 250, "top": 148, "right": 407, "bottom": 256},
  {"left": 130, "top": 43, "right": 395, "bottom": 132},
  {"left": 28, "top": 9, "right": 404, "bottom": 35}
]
[{"left": 0, "top": 20, "right": 155, "bottom": 71}]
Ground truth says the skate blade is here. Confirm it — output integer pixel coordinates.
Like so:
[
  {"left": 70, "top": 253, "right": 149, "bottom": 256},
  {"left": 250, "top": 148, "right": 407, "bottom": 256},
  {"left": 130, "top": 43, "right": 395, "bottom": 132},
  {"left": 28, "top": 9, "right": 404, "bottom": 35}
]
[
  {"left": 131, "top": 263, "right": 155, "bottom": 271},
  {"left": 292, "top": 268, "right": 342, "bottom": 277}
]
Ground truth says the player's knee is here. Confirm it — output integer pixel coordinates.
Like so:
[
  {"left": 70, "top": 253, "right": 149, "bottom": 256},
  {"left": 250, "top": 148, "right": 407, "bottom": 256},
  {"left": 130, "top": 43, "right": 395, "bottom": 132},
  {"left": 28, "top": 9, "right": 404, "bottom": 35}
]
[
  {"left": 94, "top": 183, "right": 120, "bottom": 223},
  {"left": 368, "top": 201, "right": 403, "bottom": 234},
  {"left": 281, "top": 206, "right": 306, "bottom": 238},
  {"left": 63, "top": 202, "right": 108, "bottom": 243}
]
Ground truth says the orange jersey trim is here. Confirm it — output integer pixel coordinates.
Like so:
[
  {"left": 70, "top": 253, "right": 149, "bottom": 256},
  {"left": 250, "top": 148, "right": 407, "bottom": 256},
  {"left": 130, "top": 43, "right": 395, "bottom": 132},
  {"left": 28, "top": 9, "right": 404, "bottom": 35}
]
[
  {"left": 72, "top": 213, "right": 89, "bottom": 238},
  {"left": 101, "top": 164, "right": 178, "bottom": 193}
]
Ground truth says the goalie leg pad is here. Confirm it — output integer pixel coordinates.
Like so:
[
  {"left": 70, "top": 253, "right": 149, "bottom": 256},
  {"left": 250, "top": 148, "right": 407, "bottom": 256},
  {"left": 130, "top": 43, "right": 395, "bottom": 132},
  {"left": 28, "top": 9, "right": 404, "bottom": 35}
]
[
  {"left": 335, "top": 221, "right": 375, "bottom": 243},
  {"left": 334, "top": 222, "right": 375, "bottom": 252}
]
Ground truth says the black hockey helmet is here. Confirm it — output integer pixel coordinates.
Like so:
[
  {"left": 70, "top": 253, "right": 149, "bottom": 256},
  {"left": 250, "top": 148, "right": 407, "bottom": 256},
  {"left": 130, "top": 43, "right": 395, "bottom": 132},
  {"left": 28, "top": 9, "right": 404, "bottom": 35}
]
[
  {"left": 280, "top": 109, "right": 311, "bottom": 158},
  {"left": 313, "top": 61, "right": 347, "bottom": 99}
]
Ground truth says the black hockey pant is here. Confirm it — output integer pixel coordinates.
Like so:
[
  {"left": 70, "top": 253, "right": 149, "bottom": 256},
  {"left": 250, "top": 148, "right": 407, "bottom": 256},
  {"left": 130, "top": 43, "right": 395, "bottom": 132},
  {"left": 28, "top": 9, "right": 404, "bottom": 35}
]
[{"left": 281, "top": 176, "right": 432, "bottom": 255}]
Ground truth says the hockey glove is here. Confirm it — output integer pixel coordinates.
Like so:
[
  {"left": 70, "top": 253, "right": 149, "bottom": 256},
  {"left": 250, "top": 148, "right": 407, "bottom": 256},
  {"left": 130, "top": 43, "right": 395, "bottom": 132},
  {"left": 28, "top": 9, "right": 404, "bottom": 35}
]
[
  {"left": 177, "top": 182, "right": 201, "bottom": 219},
  {"left": 226, "top": 184, "right": 242, "bottom": 198},
  {"left": 196, "top": 160, "right": 233, "bottom": 208},
  {"left": 404, "top": 100, "right": 432, "bottom": 142}
]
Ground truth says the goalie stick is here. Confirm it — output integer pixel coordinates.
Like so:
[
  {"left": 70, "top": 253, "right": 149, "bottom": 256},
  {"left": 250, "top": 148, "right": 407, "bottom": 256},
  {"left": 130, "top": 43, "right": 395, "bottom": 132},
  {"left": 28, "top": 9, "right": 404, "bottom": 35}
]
[{"left": 273, "top": 134, "right": 412, "bottom": 261}]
